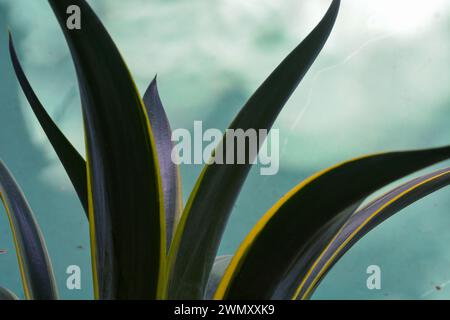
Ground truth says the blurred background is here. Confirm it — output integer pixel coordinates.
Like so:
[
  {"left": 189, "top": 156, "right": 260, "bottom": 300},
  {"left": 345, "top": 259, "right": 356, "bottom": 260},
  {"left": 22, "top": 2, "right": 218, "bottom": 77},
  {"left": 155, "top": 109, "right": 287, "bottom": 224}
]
[{"left": 0, "top": 0, "right": 449, "bottom": 299}]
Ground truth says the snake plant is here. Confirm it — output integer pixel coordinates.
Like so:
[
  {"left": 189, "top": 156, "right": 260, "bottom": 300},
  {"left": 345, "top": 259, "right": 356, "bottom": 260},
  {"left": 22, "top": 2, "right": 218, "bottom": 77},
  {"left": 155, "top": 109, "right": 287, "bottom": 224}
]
[{"left": 1, "top": 0, "right": 450, "bottom": 300}]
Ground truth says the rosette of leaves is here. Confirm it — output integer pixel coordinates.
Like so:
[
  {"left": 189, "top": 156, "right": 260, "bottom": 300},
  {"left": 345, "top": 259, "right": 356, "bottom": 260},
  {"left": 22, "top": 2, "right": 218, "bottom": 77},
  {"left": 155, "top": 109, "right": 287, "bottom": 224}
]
[{"left": 2, "top": 0, "right": 450, "bottom": 300}]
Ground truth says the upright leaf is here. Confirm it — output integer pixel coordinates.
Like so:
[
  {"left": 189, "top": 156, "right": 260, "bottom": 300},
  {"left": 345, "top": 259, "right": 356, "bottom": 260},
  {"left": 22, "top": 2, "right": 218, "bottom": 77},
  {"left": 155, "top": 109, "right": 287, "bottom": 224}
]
[
  {"left": 8, "top": 33, "right": 88, "bottom": 215},
  {"left": 169, "top": 0, "right": 341, "bottom": 299},
  {"left": 296, "top": 167, "right": 450, "bottom": 299},
  {"left": 49, "top": 0, "right": 165, "bottom": 299},
  {"left": 143, "top": 77, "right": 182, "bottom": 248},
  {"left": 10, "top": 36, "right": 183, "bottom": 234},
  {"left": 0, "top": 160, "right": 58, "bottom": 300},
  {"left": 214, "top": 146, "right": 450, "bottom": 299}
]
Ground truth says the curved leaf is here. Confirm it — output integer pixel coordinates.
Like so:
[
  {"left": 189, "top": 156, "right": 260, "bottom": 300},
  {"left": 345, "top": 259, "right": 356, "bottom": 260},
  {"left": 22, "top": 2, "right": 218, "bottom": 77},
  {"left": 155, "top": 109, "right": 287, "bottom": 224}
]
[
  {"left": 0, "top": 160, "right": 58, "bottom": 300},
  {"left": 296, "top": 167, "right": 450, "bottom": 299},
  {"left": 168, "top": 0, "right": 341, "bottom": 299},
  {"left": 214, "top": 146, "right": 450, "bottom": 299},
  {"left": 0, "top": 287, "right": 19, "bottom": 300},
  {"left": 205, "top": 255, "right": 232, "bottom": 300},
  {"left": 8, "top": 33, "right": 88, "bottom": 216},
  {"left": 10, "top": 36, "right": 183, "bottom": 238},
  {"left": 49, "top": 0, "right": 166, "bottom": 299},
  {"left": 143, "top": 77, "right": 182, "bottom": 248}
]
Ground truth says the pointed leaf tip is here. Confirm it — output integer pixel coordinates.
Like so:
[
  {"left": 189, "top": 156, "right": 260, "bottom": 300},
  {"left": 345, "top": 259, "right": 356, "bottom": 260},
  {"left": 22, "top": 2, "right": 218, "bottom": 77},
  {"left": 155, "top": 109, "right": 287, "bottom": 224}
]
[
  {"left": 8, "top": 32, "right": 89, "bottom": 217},
  {"left": 168, "top": 0, "right": 341, "bottom": 299},
  {"left": 143, "top": 76, "right": 182, "bottom": 250}
]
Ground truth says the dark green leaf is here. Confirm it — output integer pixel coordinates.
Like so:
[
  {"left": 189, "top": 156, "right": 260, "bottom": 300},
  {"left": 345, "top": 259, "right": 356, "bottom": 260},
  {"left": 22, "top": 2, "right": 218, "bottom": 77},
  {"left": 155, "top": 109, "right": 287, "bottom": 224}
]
[
  {"left": 49, "top": 0, "right": 166, "bottom": 299},
  {"left": 214, "top": 146, "right": 450, "bottom": 299},
  {"left": 205, "top": 255, "right": 232, "bottom": 300},
  {"left": 0, "top": 160, "right": 58, "bottom": 300},
  {"left": 297, "top": 166, "right": 450, "bottom": 299},
  {"left": 10, "top": 37, "right": 183, "bottom": 237},
  {"left": 168, "top": 0, "right": 341, "bottom": 299},
  {"left": 8, "top": 33, "right": 88, "bottom": 216},
  {"left": 143, "top": 77, "right": 182, "bottom": 249},
  {"left": 0, "top": 287, "right": 19, "bottom": 300}
]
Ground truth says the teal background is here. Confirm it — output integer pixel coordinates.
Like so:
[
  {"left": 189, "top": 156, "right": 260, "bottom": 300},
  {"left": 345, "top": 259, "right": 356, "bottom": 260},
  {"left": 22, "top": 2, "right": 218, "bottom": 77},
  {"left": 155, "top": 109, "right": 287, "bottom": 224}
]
[{"left": 1, "top": 0, "right": 449, "bottom": 299}]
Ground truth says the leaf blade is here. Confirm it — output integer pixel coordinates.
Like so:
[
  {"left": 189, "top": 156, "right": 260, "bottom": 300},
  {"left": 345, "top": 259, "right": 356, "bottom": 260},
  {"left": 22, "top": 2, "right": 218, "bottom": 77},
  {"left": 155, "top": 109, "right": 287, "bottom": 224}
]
[
  {"left": 205, "top": 255, "right": 232, "bottom": 300},
  {"left": 0, "top": 287, "right": 19, "bottom": 300},
  {"left": 214, "top": 146, "right": 450, "bottom": 299},
  {"left": 143, "top": 77, "right": 182, "bottom": 249},
  {"left": 10, "top": 36, "right": 182, "bottom": 237},
  {"left": 49, "top": 0, "right": 166, "bottom": 299},
  {"left": 0, "top": 160, "right": 58, "bottom": 300},
  {"left": 168, "top": 0, "right": 341, "bottom": 299},
  {"left": 8, "top": 33, "right": 88, "bottom": 216},
  {"left": 296, "top": 166, "right": 450, "bottom": 299}
]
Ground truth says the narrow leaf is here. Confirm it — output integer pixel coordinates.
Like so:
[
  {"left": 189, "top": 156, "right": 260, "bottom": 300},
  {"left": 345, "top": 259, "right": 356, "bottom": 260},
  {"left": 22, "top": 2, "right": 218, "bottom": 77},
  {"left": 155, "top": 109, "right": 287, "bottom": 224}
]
[
  {"left": 296, "top": 167, "right": 450, "bottom": 299},
  {"left": 169, "top": 0, "right": 341, "bottom": 299},
  {"left": 205, "top": 255, "right": 232, "bottom": 300},
  {"left": 0, "top": 287, "right": 19, "bottom": 300},
  {"left": 143, "top": 77, "right": 182, "bottom": 249},
  {"left": 10, "top": 36, "right": 182, "bottom": 236},
  {"left": 0, "top": 160, "right": 58, "bottom": 300},
  {"left": 49, "top": 0, "right": 166, "bottom": 299},
  {"left": 214, "top": 146, "right": 450, "bottom": 299},
  {"left": 8, "top": 33, "right": 88, "bottom": 216}
]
